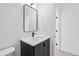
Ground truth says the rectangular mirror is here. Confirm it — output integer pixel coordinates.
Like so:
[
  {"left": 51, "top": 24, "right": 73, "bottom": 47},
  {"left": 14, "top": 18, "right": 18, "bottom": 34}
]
[{"left": 23, "top": 4, "right": 38, "bottom": 32}]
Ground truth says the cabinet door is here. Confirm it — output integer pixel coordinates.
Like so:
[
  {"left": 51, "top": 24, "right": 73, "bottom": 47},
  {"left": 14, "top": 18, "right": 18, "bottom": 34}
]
[
  {"left": 43, "top": 39, "right": 50, "bottom": 56},
  {"left": 34, "top": 42, "right": 44, "bottom": 56},
  {"left": 21, "top": 41, "right": 34, "bottom": 56},
  {"left": 34, "top": 39, "right": 50, "bottom": 56}
]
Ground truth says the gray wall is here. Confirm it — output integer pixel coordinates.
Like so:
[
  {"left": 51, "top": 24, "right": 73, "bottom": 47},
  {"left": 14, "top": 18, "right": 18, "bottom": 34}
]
[
  {"left": 36, "top": 3, "right": 56, "bottom": 56},
  {"left": 0, "top": 3, "right": 30, "bottom": 56},
  {"left": 0, "top": 3, "right": 56, "bottom": 56},
  {"left": 60, "top": 3, "right": 79, "bottom": 55}
]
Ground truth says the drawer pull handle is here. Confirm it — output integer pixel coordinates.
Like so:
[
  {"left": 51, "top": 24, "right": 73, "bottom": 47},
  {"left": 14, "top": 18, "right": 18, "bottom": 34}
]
[{"left": 43, "top": 42, "right": 45, "bottom": 47}]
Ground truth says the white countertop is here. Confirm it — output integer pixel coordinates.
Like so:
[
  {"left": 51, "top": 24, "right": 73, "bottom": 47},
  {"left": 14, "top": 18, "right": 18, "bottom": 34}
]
[{"left": 21, "top": 35, "right": 50, "bottom": 46}]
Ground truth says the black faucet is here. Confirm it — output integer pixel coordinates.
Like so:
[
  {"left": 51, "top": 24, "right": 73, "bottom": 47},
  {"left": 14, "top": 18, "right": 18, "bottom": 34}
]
[{"left": 32, "top": 32, "right": 36, "bottom": 37}]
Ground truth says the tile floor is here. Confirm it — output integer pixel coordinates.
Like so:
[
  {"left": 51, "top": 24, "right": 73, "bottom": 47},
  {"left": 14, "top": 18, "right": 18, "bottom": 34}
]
[{"left": 55, "top": 49, "right": 77, "bottom": 56}]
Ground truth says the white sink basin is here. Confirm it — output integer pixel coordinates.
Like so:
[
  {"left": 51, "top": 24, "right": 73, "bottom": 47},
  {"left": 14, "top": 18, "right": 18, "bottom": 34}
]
[{"left": 21, "top": 35, "right": 50, "bottom": 46}]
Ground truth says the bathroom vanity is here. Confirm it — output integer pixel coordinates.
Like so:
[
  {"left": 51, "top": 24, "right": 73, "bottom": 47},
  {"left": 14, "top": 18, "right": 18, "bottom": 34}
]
[
  {"left": 21, "top": 4, "right": 50, "bottom": 56},
  {"left": 20, "top": 35, "right": 50, "bottom": 56}
]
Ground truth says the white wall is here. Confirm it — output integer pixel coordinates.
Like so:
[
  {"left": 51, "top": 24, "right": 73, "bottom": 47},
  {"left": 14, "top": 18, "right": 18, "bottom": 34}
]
[
  {"left": 0, "top": 3, "right": 56, "bottom": 56},
  {"left": 0, "top": 3, "right": 32, "bottom": 56},
  {"left": 0, "top": 3, "right": 23, "bottom": 56},
  {"left": 36, "top": 3, "right": 56, "bottom": 56},
  {"left": 60, "top": 3, "right": 79, "bottom": 55}
]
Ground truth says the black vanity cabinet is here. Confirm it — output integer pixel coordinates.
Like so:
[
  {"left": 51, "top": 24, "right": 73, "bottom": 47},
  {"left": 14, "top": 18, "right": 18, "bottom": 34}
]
[{"left": 21, "top": 38, "right": 50, "bottom": 56}]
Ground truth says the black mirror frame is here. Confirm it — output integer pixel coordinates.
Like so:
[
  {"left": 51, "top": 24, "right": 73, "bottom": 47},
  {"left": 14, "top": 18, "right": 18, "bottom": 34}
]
[{"left": 23, "top": 4, "right": 38, "bottom": 33}]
